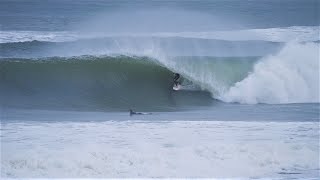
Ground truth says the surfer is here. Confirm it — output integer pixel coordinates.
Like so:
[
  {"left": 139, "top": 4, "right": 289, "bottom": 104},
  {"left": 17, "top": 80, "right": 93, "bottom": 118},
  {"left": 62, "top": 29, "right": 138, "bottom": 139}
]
[
  {"left": 130, "top": 109, "right": 139, "bottom": 116},
  {"left": 129, "top": 109, "right": 152, "bottom": 116},
  {"left": 173, "top": 73, "right": 181, "bottom": 86}
]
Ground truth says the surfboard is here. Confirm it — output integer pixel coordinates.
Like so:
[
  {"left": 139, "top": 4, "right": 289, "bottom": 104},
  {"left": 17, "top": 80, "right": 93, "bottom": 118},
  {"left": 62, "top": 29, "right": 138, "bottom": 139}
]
[{"left": 173, "top": 84, "right": 182, "bottom": 91}]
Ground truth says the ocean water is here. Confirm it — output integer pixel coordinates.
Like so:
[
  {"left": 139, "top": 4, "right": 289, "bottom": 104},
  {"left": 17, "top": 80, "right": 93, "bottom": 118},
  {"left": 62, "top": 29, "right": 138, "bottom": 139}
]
[{"left": 0, "top": 0, "right": 319, "bottom": 178}]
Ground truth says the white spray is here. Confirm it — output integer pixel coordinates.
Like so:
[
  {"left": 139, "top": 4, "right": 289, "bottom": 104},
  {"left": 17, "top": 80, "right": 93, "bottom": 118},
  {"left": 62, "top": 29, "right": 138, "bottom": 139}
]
[{"left": 220, "top": 42, "right": 319, "bottom": 104}]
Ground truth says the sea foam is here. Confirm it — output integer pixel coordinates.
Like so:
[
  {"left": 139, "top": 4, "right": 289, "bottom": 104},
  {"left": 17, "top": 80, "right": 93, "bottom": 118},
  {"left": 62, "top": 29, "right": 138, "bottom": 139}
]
[{"left": 1, "top": 120, "right": 318, "bottom": 178}]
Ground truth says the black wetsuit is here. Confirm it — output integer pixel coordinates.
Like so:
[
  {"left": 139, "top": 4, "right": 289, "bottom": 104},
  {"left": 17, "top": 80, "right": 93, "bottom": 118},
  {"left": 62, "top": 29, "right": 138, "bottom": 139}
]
[
  {"left": 130, "top": 109, "right": 140, "bottom": 116},
  {"left": 173, "top": 73, "right": 180, "bottom": 86},
  {"left": 129, "top": 109, "right": 151, "bottom": 116}
]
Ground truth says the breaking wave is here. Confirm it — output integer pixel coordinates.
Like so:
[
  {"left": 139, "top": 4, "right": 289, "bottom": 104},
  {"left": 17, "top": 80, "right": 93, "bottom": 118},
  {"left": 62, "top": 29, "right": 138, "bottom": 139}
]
[
  {"left": 221, "top": 42, "right": 319, "bottom": 104},
  {"left": 0, "top": 41, "right": 318, "bottom": 110}
]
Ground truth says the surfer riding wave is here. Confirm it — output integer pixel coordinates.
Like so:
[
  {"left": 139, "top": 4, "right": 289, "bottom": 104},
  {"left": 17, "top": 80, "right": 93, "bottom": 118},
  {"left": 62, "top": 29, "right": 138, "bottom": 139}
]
[{"left": 173, "top": 73, "right": 181, "bottom": 86}]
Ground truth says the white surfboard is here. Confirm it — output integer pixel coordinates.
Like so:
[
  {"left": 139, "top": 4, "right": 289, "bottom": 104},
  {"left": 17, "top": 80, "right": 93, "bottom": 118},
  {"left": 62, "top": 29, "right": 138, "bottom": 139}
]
[{"left": 173, "top": 84, "right": 182, "bottom": 91}]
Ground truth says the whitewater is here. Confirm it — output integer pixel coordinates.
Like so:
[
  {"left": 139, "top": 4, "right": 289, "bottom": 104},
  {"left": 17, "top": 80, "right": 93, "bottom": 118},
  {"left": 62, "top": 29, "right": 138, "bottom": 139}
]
[
  {"left": 1, "top": 119, "right": 319, "bottom": 178},
  {"left": 221, "top": 42, "right": 319, "bottom": 104}
]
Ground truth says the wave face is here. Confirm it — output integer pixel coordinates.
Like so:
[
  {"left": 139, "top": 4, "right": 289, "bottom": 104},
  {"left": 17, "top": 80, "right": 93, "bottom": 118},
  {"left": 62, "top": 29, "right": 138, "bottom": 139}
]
[
  {"left": 0, "top": 56, "right": 216, "bottom": 111},
  {"left": 0, "top": 55, "right": 259, "bottom": 111}
]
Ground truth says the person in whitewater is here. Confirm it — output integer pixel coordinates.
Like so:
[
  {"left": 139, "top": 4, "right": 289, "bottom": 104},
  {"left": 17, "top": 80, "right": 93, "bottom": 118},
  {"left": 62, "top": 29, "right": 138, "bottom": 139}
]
[
  {"left": 173, "top": 73, "right": 181, "bottom": 86},
  {"left": 129, "top": 109, "right": 140, "bottom": 116},
  {"left": 129, "top": 109, "right": 152, "bottom": 116}
]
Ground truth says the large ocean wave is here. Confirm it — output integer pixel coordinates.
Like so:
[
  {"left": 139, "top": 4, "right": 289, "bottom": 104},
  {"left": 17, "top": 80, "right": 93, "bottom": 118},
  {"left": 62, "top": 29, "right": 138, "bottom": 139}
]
[
  {"left": 1, "top": 41, "right": 318, "bottom": 111},
  {"left": 1, "top": 24, "right": 319, "bottom": 109}
]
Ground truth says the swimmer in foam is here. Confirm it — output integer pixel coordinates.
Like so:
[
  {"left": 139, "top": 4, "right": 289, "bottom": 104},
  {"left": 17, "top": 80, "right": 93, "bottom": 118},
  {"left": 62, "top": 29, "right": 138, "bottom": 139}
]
[{"left": 129, "top": 109, "right": 152, "bottom": 116}]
